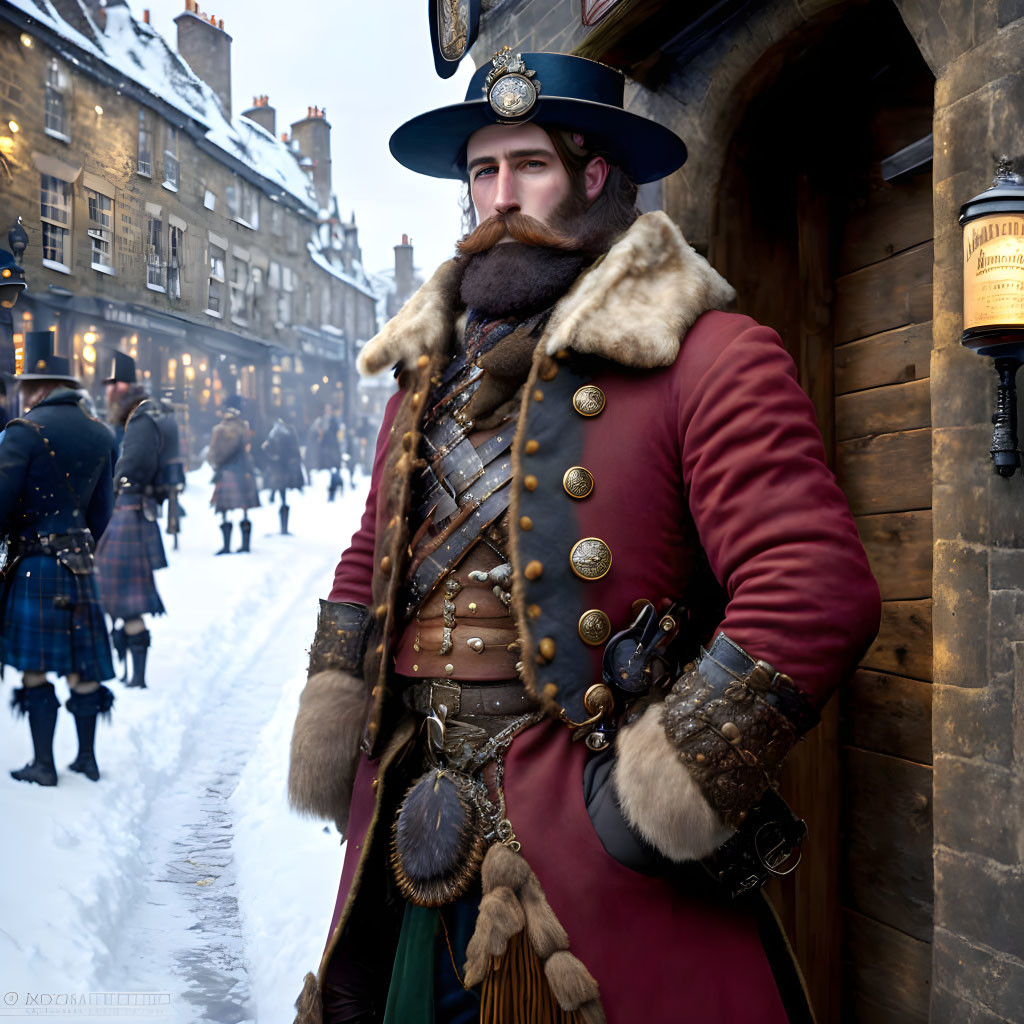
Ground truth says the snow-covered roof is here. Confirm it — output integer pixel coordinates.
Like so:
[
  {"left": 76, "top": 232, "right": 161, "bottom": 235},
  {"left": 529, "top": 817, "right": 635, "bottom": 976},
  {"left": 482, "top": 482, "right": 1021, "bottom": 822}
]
[
  {"left": 306, "top": 242, "right": 379, "bottom": 302},
  {"left": 2, "top": 0, "right": 318, "bottom": 211}
]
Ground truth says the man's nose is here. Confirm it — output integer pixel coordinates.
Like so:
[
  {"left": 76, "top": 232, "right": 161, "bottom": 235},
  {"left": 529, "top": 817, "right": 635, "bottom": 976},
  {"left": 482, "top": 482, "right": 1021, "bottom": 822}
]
[{"left": 492, "top": 163, "right": 520, "bottom": 216}]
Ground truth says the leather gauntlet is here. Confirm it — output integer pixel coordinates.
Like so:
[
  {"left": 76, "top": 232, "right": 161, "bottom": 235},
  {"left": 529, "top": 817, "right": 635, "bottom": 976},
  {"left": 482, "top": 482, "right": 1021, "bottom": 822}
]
[
  {"left": 308, "top": 599, "right": 373, "bottom": 677},
  {"left": 661, "top": 633, "right": 818, "bottom": 830}
]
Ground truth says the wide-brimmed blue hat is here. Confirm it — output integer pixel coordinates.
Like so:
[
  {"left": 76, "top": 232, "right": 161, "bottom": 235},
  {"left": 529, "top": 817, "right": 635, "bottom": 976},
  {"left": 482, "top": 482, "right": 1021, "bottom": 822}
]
[
  {"left": 390, "top": 49, "right": 687, "bottom": 184},
  {"left": 18, "top": 330, "right": 80, "bottom": 386}
]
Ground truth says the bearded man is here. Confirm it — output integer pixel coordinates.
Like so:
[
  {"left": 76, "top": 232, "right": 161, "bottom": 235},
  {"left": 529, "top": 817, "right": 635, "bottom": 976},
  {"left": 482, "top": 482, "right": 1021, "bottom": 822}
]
[{"left": 290, "top": 50, "right": 881, "bottom": 1024}]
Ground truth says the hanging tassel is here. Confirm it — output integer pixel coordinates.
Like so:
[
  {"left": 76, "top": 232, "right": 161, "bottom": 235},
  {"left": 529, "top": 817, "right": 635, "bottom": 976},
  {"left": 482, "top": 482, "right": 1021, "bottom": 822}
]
[{"left": 465, "top": 844, "right": 606, "bottom": 1024}]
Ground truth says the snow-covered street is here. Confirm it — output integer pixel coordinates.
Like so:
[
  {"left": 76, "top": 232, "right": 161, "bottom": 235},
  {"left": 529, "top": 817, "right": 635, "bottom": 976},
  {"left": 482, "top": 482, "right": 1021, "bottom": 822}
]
[{"left": 0, "top": 470, "right": 367, "bottom": 1024}]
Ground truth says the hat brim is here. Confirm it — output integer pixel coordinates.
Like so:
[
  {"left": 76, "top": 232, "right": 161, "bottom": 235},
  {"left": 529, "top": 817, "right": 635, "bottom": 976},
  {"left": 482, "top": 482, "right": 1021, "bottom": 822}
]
[
  {"left": 17, "top": 372, "right": 82, "bottom": 386},
  {"left": 389, "top": 97, "right": 687, "bottom": 185}
]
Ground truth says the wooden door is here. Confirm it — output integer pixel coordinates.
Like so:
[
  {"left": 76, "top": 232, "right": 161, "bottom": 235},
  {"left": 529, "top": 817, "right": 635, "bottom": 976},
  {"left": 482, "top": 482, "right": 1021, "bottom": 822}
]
[{"left": 706, "top": 4, "right": 934, "bottom": 1020}]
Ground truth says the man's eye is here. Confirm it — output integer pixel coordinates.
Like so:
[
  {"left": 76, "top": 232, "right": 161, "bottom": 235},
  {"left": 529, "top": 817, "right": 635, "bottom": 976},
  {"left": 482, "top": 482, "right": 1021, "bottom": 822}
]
[{"left": 474, "top": 166, "right": 496, "bottom": 179}]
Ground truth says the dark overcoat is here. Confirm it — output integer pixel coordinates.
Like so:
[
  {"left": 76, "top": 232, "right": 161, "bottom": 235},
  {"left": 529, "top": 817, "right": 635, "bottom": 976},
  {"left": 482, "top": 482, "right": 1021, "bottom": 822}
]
[
  {"left": 0, "top": 388, "right": 117, "bottom": 680},
  {"left": 297, "top": 213, "right": 882, "bottom": 1022},
  {"left": 261, "top": 420, "right": 305, "bottom": 493},
  {"left": 95, "top": 397, "right": 168, "bottom": 620}
]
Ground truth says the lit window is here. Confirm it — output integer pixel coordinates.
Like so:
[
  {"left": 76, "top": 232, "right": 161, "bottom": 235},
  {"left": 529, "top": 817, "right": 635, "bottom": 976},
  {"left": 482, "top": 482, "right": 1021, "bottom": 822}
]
[
  {"left": 138, "top": 109, "right": 153, "bottom": 177},
  {"left": 86, "top": 189, "right": 114, "bottom": 273},
  {"left": 146, "top": 215, "right": 164, "bottom": 290},
  {"left": 44, "top": 60, "right": 69, "bottom": 141},
  {"left": 40, "top": 174, "right": 71, "bottom": 271}
]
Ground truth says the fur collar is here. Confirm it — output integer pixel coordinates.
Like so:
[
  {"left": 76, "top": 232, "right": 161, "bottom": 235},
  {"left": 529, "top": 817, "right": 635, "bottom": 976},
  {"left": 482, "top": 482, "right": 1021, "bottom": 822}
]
[{"left": 357, "top": 211, "right": 735, "bottom": 376}]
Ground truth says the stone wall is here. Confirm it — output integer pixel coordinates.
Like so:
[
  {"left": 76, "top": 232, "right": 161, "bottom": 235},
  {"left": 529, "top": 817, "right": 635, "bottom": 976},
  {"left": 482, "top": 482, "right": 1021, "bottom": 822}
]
[{"left": 918, "top": 1, "right": 1024, "bottom": 1018}]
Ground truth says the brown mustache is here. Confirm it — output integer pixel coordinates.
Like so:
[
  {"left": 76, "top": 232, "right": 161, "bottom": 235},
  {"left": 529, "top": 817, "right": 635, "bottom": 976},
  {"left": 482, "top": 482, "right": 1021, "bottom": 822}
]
[{"left": 456, "top": 211, "right": 579, "bottom": 255}]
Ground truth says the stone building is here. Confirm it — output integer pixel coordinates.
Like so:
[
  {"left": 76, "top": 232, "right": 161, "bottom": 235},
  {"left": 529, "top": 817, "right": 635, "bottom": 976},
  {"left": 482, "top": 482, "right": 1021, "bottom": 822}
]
[
  {"left": 0, "top": 0, "right": 379, "bottom": 460},
  {"left": 467, "top": 2, "right": 1024, "bottom": 1021}
]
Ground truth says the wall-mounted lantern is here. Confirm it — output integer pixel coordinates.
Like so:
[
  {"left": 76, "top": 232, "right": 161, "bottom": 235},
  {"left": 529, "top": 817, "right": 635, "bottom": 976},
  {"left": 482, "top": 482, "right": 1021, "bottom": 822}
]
[{"left": 960, "top": 159, "right": 1024, "bottom": 476}]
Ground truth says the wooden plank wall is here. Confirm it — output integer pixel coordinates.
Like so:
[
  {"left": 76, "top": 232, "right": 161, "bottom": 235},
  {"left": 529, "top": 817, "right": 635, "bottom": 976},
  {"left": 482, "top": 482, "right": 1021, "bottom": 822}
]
[{"left": 833, "top": 159, "right": 934, "bottom": 1022}]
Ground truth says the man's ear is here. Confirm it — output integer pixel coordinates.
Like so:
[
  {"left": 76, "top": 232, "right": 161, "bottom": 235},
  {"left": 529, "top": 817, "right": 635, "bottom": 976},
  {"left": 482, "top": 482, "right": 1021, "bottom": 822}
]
[{"left": 584, "top": 156, "right": 610, "bottom": 203}]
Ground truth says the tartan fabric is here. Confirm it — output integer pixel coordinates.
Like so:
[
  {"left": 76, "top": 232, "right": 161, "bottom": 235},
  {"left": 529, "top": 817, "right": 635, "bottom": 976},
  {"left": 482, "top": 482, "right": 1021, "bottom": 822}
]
[
  {"left": 211, "top": 466, "right": 260, "bottom": 513},
  {"left": 0, "top": 554, "right": 115, "bottom": 681},
  {"left": 95, "top": 501, "right": 167, "bottom": 619}
]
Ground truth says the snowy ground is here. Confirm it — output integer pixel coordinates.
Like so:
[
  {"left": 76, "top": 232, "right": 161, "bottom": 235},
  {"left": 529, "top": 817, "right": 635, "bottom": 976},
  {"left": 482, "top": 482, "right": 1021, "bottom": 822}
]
[{"left": 0, "top": 469, "right": 367, "bottom": 1023}]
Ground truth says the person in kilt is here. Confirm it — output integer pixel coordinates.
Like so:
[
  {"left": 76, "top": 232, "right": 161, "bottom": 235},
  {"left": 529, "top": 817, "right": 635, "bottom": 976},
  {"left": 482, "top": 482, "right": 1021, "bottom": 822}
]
[
  {"left": 0, "top": 331, "right": 118, "bottom": 786},
  {"left": 261, "top": 416, "right": 305, "bottom": 535},
  {"left": 95, "top": 353, "right": 168, "bottom": 690},
  {"left": 208, "top": 394, "right": 260, "bottom": 554}
]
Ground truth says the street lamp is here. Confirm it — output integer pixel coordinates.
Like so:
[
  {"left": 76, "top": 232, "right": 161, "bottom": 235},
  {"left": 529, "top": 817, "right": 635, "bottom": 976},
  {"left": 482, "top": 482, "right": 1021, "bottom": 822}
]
[
  {"left": 8, "top": 217, "right": 28, "bottom": 264},
  {"left": 959, "top": 159, "right": 1024, "bottom": 476}
]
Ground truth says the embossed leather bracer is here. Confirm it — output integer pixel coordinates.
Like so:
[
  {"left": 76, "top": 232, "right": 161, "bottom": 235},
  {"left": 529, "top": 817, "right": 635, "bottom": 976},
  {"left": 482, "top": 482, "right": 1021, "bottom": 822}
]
[
  {"left": 308, "top": 599, "right": 374, "bottom": 677},
  {"left": 661, "top": 632, "right": 819, "bottom": 830}
]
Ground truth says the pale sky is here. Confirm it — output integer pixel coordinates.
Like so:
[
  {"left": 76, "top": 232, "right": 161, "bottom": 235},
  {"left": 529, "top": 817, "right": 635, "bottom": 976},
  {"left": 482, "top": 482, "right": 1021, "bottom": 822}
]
[{"left": 146, "top": 0, "right": 477, "bottom": 280}]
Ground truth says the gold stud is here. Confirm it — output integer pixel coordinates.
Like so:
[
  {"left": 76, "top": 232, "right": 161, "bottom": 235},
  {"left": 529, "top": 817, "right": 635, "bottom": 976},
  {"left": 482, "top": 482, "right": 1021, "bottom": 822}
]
[
  {"left": 562, "top": 466, "right": 594, "bottom": 500},
  {"left": 539, "top": 358, "right": 558, "bottom": 381},
  {"left": 572, "top": 385, "right": 605, "bottom": 417},
  {"left": 402, "top": 431, "right": 414, "bottom": 451},
  {"left": 533, "top": 389, "right": 544, "bottom": 402},
  {"left": 519, "top": 515, "right": 533, "bottom": 531},
  {"left": 524, "top": 475, "right": 538, "bottom": 491},
  {"left": 380, "top": 555, "right": 392, "bottom": 575},
  {"left": 524, "top": 439, "right": 539, "bottom": 455},
  {"left": 527, "top": 603, "right": 542, "bottom": 619},
  {"left": 416, "top": 354, "right": 430, "bottom": 368},
  {"left": 524, "top": 560, "right": 543, "bottom": 580},
  {"left": 538, "top": 637, "right": 556, "bottom": 662},
  {"left": 569, "top": 537, "right": 612, "bottom": 580}
]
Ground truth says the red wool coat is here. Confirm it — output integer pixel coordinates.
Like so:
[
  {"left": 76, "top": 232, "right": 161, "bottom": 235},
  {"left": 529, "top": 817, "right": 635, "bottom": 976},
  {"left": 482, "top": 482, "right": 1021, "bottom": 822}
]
[{"left": 313, "top": 212, "right": 881, "bottom": 1022}]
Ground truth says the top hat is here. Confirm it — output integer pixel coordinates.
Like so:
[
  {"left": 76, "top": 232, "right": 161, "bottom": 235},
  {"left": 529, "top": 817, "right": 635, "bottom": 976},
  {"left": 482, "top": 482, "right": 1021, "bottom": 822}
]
[
  {"left": 104, "top": 350, "right": 137, "bottom": 385},
  {"left": 0, "top": 248, "right": 27, "bottom": 309},
  {"left": 18, "top": 330, "right": 80, "bottom": 386},
  {"left": 223, "top": 393, "right": 243, "bottom": 413},
  {"left": 389, "top": 49, "right": 687, "bottom": 184}
]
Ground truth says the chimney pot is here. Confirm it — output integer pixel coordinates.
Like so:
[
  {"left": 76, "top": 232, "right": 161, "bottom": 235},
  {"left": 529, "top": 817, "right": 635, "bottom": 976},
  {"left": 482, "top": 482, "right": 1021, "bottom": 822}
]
[
  {"left": 143, "top": 9, "right": 150, "bottom": 23},
  {"left": 402, "top": 234, "right": 408, "bottom": 245}
]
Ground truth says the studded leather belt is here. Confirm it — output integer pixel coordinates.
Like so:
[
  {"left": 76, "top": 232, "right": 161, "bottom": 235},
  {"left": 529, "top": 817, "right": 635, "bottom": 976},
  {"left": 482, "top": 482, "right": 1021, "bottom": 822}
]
[{"left": 403, "top": 677, "right": 535, "bottom": 719}]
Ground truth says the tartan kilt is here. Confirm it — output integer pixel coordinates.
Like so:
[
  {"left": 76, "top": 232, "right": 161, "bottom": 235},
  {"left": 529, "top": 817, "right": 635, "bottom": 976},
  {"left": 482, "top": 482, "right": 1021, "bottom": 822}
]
[
  {"left": 211, "top": 467, "right": 261, "bottom": 513},
  {"left": 0, "top": 554, "right": 115, "bottom": 681},
  {"left": 95, "top": 501, "right": 167, "bottom": 620}
]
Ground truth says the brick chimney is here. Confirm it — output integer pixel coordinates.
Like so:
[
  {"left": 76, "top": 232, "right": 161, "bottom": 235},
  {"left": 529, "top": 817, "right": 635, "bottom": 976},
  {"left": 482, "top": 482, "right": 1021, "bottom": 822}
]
[
  {"left": 394, "top": 234, "right": 414, "bottom": 304},
  {"left": 175, "top": 0, "right": 232, "bottom": 120},
  {"left": 242, "top": 94, "right": 275, "bottom": 136},
  {"left": 290, "top": 106, "right": 332, "bottom": 210}
]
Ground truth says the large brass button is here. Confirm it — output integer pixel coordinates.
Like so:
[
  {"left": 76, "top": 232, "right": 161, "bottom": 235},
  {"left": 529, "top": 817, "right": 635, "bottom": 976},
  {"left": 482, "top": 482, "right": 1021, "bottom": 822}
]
[
  {"left": 572, "top": 385, "right": 606, "bottom": 417},
  {"left": 524, "top": 560, "right": 544, "bottom": 580},
  {"left": 569, "top": 538, "right": 612, "bottom": 580},
  {"left": 578, "top": 609, "right": 611, "bottom": 646},
  {"left": 562, "top": 466, "right": 594, "bottom": 499}
]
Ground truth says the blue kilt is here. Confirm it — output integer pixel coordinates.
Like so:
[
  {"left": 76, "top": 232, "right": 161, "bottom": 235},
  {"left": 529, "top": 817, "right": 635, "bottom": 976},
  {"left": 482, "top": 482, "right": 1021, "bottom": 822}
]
[
  {"left": 95, "top": 498, "right": 167, "bottom": 619},
  {"left": 0, "top": 554, "right": 115, "bottom": 681},
  {"left": 211, "top": 466, "right": 260, "bottom": 513}
]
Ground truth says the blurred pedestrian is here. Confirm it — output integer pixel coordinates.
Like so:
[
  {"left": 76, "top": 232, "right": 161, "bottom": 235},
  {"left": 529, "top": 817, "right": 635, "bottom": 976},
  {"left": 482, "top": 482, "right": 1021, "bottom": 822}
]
[
  {"left": 260, "top": 417, "right": 305, "bottom": 535},
  {"left": 207, "top": 394, "right": 259, "bottom": 554},
  {"left": 95, "top": 353, "right": 168, "bottom": 690},
  {"left": 315, "top": 403, "right": 343, "bottom": 501},
  {"left": 0, "top": 332, "right": 117, "bottom": 785}
]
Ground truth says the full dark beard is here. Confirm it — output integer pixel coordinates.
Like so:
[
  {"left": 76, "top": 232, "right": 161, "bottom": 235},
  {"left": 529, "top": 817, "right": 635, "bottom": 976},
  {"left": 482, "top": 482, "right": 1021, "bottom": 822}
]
[{"left": 458, "top": 242, "right": 591, "bottom": 319}]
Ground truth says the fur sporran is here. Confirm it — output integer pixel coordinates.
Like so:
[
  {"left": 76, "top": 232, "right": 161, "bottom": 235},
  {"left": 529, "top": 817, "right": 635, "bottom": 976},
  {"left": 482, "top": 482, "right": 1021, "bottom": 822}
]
[{"left": 390, "top": 768, "right": 488, "bottom": 906}]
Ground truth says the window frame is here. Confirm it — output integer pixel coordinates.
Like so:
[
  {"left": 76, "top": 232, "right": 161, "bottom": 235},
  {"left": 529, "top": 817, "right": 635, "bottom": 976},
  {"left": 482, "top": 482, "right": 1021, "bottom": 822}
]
[
  {"left": 137, "top": 109, "right": 153, "bottom": 178},
  {"left": 207, "top": 243, "right": 226, "bottom": 318},
  {"left": 39, "top": 173, "right": 72, "bottom": 273},
  {"left": 145, "top": 214, "right": 165, "bottom": 292},
  {"left": 162, "top": 125, "right": 180, "bottom": 192},
  {"left": 86, "top": 188, "right": 114, "bottom": 275},
  {"left": 44, "top": 59, "right": 70, "bottom": 142}
]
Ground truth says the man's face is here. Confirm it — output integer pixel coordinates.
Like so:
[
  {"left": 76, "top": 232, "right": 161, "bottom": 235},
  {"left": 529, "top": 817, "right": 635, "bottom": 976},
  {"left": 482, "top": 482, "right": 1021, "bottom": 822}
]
[
  {"left": 106, "top": 381, "right": 129, "bottom": 407},
  {"left": 466, "top": 123, "right": 572, "bottom": 231}
]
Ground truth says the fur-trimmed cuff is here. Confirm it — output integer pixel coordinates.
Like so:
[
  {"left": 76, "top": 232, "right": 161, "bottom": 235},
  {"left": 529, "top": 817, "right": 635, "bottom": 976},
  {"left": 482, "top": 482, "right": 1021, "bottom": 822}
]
[
  {"left": 308, "top": 600, "right": 373, "bottom": 676},
  {"left": 288, "top": 669, "right": 369, "bottom": 833},
  {"left": 613, "top": 702, "right": 732, "bottom": 861}
]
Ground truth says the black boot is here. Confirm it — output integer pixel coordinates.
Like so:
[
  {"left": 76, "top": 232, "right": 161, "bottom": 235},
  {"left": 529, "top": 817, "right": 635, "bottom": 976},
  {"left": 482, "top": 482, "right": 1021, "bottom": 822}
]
[
  {"left": 239, "top": 519, "right": 252, "bottom": 553},
  {"left": 10, "top": 683, "right": 60, "bottom": 786},
  {"left": 216, "top": 521, "right": 232, "bottom": 555},
  {"left": 66, "top": 685, "right": 115, "bottom": 782},
  {"left": 279, "top": 503, "right": 290, "bottom": 535},
  {"left": 125, "top": 630, "right": 150, "bottom": 689},
  {"left": 328, "top": 470, "right": 339, "bottom": 502},
  {"left": 111, "top": 623, "right": 128, "bottom": 681}
]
